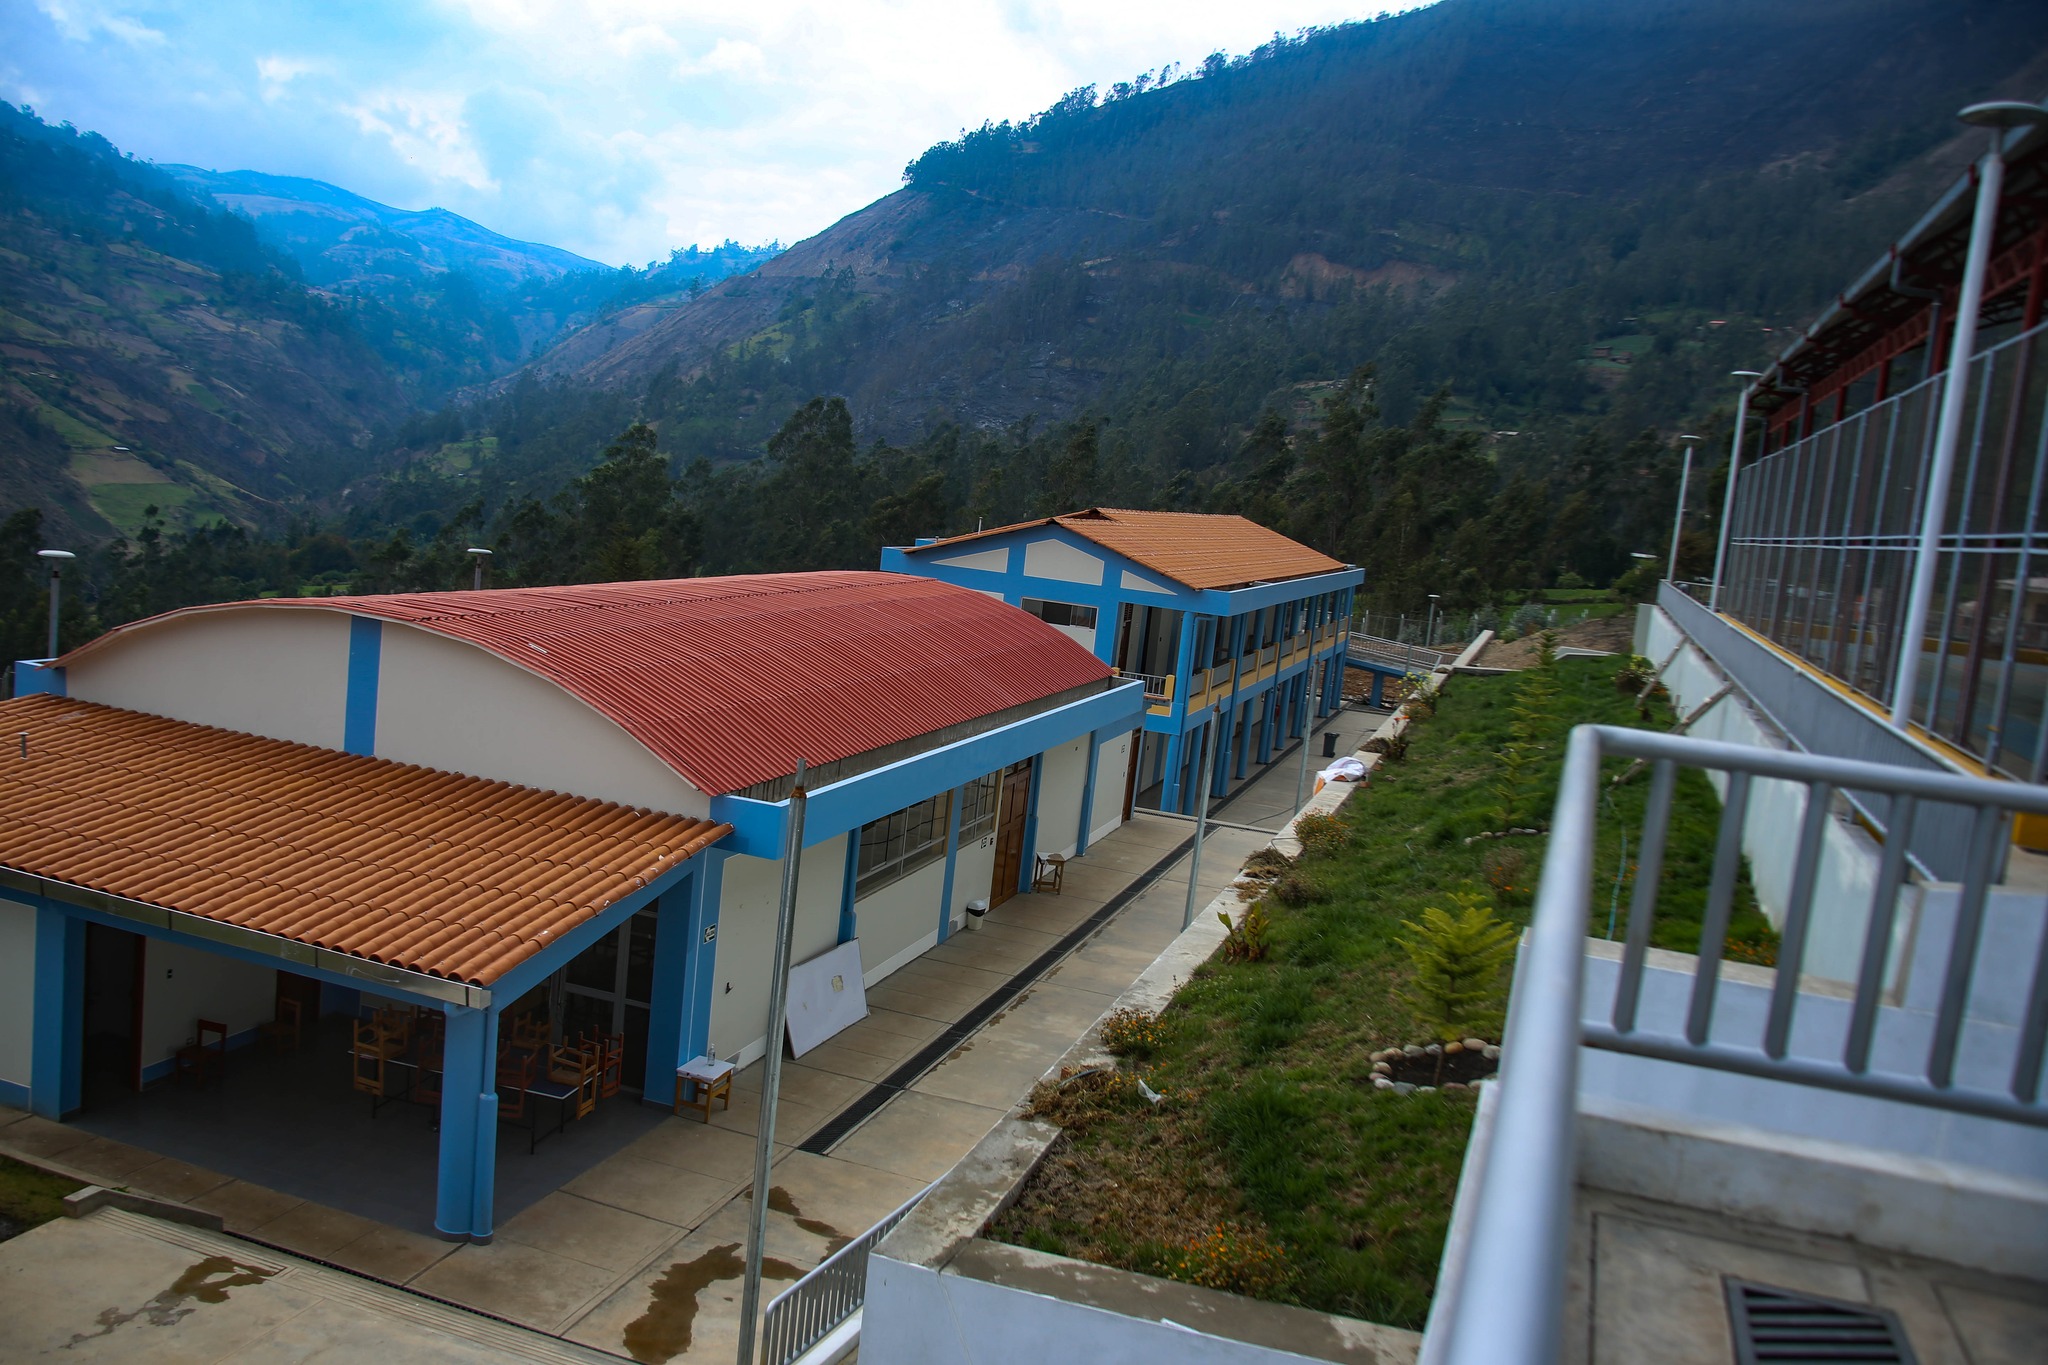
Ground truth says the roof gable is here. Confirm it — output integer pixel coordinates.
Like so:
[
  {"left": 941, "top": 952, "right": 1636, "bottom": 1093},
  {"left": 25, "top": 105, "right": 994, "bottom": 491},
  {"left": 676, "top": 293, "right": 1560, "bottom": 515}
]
[{"left": 905, "top": 509, "right": 1348, "bottom": 592}]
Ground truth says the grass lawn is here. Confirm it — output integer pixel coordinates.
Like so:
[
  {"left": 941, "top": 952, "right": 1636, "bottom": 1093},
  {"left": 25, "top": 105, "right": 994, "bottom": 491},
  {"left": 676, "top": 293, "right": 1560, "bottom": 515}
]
[
  {"left": 989, "top": 654, "right": 1773, "bottom": 1328},
  {"left": 0, "top": 1155, "right": 82, "bottom": 1243}
]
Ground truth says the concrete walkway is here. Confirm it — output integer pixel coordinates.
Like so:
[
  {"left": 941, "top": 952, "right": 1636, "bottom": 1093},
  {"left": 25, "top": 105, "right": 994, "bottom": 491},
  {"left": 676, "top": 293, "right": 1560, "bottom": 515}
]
[
  {"left": 0, "top": 811, "right": 1277, "bottom": 1364},
  {"left": 1203, "top": 701, "right": 1390, "bottom": 833}
]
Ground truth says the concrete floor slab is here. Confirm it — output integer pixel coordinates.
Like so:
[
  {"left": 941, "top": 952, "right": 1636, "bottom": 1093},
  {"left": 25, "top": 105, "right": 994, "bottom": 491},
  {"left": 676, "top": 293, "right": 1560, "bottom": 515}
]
[
  {"left": 909, "top": 1033, "right": 1070, "bottom": 1110},
  {"left": 561, "top": 1153, "right": 739, "bottom": 1229},
  {"left": 1, "top": 1113, "right": 96, "bottom": 1161},
  {"left": 826, "top": 1091, "right": 1003, "bottom": 1183},
  {"left": 189, "top": 1180, "right": 306, "bottom": 1232},
  {"left": 799, "top": 1024, "right": 926, "bottom": 1067},
  {"left": 624, "top": 1116, "right": 785, "bottom": 1184},
  {"left": 0, "top": 1208, "right": 619, "bottom": 1363},
  {"left": 245, "top": 1199, "right": 388, "bottom": 1261},
  {"left": 843, "top": 1007, "right": 948, "bottom": 1042},
  {"left": 762, "top": 1149, "right": 930, "bottom": 1236},
  {"left": 124, "top": 1155, "right": 236, "bottom": 1205},
  {"left": 325, "top": 1221, "right": 459, "bottom": 1283},
  {"left": 496, "top": 1190, "right": 685, "bottom": 1273},
  {"left": 409, "top": 1235, "right": 623, "bottom": 1334}
]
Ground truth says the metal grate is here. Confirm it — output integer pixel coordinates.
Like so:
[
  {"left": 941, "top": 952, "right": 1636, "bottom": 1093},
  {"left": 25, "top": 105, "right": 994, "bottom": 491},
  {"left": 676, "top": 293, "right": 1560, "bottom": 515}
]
[{"left": 1725, "top": 1279, "right": 1919, "bottom": 1364}]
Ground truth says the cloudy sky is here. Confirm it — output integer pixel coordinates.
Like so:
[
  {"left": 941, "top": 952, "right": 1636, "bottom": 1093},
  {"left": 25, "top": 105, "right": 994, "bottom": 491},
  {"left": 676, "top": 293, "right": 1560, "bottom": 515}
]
[{"left": 1, "top": 1, "right": 1397, "bottom": 267}]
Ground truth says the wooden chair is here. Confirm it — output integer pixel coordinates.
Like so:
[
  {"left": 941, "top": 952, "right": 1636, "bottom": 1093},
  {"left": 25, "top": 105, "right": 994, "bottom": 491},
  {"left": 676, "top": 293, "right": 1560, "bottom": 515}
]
[
  {"left": 173, "top": 1019, "right": 228, "bottom": 1088},
  {"left": 549, "top": 1042, "right": 600, "bottom": 1121},
  {"left": 507, "top": 1011, "right": 550, "bottom": 1052},
  {"left": 496, "top": 1047, "right": 537, "bottom": 1121},
  {"left": 258, "top": 997, "right": 304, "bottom": 1055},
  {"left": 595, "top": 1032, "right": 625, "bottom": 1099},
  {"left": 411, "top": 1030, "right": 444, "bottom": 1108}
]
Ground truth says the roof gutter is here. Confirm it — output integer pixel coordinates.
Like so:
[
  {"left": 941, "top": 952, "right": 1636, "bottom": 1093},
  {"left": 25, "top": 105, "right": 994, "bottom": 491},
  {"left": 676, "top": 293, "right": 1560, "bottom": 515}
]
[{"left": 0, "top": 865, "right": 493, "bottom": 1008}]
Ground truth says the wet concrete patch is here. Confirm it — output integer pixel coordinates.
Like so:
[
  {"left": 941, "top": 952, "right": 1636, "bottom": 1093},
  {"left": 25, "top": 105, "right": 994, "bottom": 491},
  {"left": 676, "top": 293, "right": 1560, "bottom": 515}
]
[
  {"left": 620, "top": 1242, "right": 800, "bottom": 1364},
  {"left": 768, "top": 1185, "right": 850, "bottom": 1255},
  {"left": 68, "top": 1254, "right": 275, "bottom": 1345}
]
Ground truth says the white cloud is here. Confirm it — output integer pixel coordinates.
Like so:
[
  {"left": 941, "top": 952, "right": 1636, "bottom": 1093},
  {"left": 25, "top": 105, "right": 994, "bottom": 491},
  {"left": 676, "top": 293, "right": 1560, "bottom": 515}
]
[
  {"left": 9, "top": 1, "right": 1403, "bottom": 263},
  {"left": 343, "top": 90, "right": 498, "bottom": 193}
]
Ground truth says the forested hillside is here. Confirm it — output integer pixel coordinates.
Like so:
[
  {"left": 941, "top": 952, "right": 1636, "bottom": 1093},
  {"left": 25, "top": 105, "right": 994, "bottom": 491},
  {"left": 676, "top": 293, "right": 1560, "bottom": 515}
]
[{"left": 5, "top": 0, "right": 2046, "bottom": 664}]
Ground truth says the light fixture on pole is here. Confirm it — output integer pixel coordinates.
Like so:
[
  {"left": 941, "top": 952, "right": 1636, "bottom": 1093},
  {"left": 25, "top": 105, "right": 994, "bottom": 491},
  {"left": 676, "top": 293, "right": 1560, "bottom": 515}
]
[
  {"left": 1892, "top": 99, "right": 2048, "bottom": 728},
  {"left": 466, "top": 547, "right": 492, "bottom": 592},
  {"left": 36, "top": 550, "right": 75, "bottom": 660},
  {"left": 1426, "top": 593, "right": 1441, "bottom": 648},
  {"left": 1710, "top": 374, "right": 1764, "bottom": 611},
  {"left": 1666, "top": 435, "right": 1701, "bottom": 584}
]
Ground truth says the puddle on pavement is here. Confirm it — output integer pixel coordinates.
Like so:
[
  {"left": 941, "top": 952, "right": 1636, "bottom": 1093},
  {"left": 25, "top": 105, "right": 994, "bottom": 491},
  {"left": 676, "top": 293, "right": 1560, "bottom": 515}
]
[
  {"left": 68, "top": 1255, "right": 275, "bottom": 1346},
  {"left": 767, "top": 1186, "right": 851, "bottom": 1255},
  {"left": 621, "top": 1242, "right": 802, "bottom": 1364}
]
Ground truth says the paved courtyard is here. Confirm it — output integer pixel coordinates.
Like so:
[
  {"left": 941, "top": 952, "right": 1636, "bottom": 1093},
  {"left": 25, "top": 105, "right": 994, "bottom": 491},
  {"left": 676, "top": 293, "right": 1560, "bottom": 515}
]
[{"left": 0, "top": 806, "right": 1277, "bottom": 1362}]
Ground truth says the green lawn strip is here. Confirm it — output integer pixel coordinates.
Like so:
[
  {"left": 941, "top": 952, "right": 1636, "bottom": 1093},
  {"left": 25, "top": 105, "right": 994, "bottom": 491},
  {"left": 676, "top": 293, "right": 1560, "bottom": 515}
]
[
  {"left": 990, "top": 655, "right": 1774, "bottom": 1328},
  {"left": 0, "top": 1155, "right": 83, "bottom": 1239}
]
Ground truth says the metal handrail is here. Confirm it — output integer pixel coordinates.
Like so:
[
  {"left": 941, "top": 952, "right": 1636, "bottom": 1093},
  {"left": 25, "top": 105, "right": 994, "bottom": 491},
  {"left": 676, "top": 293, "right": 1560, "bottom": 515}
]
[
  {"left": 1346, "top": 633, "right": 1449, "bottom": 673},
  {"left": 1425, "top": 724, "right": 2048, "bottom": 1365},
  {"left": 759, "top": 1184, "right": 928, "bottom": 1365}
]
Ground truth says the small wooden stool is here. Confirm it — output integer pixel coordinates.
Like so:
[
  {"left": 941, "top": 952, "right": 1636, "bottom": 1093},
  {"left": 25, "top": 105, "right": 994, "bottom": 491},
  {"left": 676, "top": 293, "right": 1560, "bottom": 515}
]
[
  {"left": 1033, "top": 853, "right": 1067, "bottom": 894},
  {"left": 674, "top": 1057, "right": 734, "bottom": 1123}
]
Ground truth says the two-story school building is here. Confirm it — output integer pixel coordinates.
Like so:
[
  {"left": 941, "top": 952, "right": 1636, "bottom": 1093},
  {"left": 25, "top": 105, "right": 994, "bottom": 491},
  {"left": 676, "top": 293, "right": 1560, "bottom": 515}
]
[
  {"left": 0, "top": 572, "right": 1143, "bottom": 1240},
  {"left": 879, "top": 509, "right": 1363, "bottom": 815}
]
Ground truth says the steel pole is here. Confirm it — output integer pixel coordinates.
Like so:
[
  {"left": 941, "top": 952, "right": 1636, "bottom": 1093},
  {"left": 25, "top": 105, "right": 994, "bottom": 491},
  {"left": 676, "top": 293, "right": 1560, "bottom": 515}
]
[
  {"left": 1181, "top": 710, "right": 1217, "bottom": 931},
  {"left": 473, "top": 560, "right": 484, "bottom": 591},
  {"left": 1893, "top": 138, "right": 2005, "bottom": 727},
  {"left": 1666, "top": 446, "right": 1693, "bottom": 584},
  {"left": 737, "top": 759, "right": 809, "bottom": 1365},
  {"left": 1710, "top": 388, "right": 1753, "bottom": 612},
  {"left": 1294, "top": 665, "right": 1322, "bottom": 815},
  {"left": 45, "top": 567, "right": 60, "bottom": 660}
]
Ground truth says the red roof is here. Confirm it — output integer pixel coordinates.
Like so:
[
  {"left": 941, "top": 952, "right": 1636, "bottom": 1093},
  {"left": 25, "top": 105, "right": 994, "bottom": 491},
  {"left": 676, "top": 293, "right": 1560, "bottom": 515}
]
[
  {"left": 904, "top": 508, "right": 1349, "bottom": 590},
  {"left": 66, "top": 573, "right": 1112, "bottom": 796}
]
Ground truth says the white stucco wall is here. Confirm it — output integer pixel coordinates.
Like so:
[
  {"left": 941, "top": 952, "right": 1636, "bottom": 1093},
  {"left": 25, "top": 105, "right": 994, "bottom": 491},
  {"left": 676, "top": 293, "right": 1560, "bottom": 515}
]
[
  {"left": 1022, "top": 537, "right": 1105, "bottom": 585},
  {"left": 1035, "top": 736, "right": 1090, "bottom": 861},
  {"left": 1642, "top": 608, "right": 1889, "bottom": 985},
  {"left": 374, "top": 623, "right": 708, "bottom": 817},
  {"left": 855, "top": 857, "right": 948, "bottom": 984},
  {"left": 1090, "top": 731, "right": 1133, "bottom": 844},
  {"left": 710, "top": 833, "right": 850, "bottom": 1067},
  {"left": 953, "top": 826, "right": 1000, "bottom": 930},
  {"left": 138, "top": 939, "right": 276, "bottom": 1075},
  {"left": 66, "top": 609, "right": 350, "bottom": 748},
  {"left": 0, "top": 901, "right": 34, "bottom": 1094}
]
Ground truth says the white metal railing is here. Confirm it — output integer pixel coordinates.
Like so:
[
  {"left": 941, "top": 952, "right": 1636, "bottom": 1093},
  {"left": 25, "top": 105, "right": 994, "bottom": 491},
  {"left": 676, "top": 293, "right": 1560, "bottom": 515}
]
[
  {"left": 1346, "top": 633, "right": 1449, "bottom": 674},
  {"left": 1119, "top": 669, "right": 1172, "bottom": 703},
  {"left": 1422, "top": 724, "right": 2048, "bottom": 1365},
  {"left": 759, "top": 1185, "right": 928, "bottom": 1365}
]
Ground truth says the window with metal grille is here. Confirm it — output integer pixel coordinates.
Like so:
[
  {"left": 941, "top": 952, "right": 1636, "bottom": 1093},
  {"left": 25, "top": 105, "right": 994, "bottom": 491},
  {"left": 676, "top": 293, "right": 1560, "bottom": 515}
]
[
  {"left": 1021, "top": 598, "right": 1097, "bottom": 630},
  {"left": 855, "top": 793, "right": 950, "bottom": 899},
  {"left": 958, "top": 770, "right": 999, "bottom": 845}
]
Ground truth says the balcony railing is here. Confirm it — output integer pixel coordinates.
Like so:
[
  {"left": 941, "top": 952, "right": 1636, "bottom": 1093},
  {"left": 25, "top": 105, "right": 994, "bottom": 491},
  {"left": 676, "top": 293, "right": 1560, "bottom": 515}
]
[
  {"left": 1721, "top": 315, "right": 2048, "bottom": 780},
  {"left": 760, "top": 1185, "right": 927, "bottom": 1365},
  {"left": 1421, "top": 724, "right": 2048, "bottom": 1365}
]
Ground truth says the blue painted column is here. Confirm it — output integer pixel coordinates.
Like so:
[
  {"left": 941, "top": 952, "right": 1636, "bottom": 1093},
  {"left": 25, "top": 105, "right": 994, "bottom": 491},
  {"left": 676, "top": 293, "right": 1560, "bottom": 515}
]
[
  {"left": 642, "top": 877, "right": 695, "bottom": 1102},
  {"left": 838, "top": 837, "right": 859, "bottom": 944},
  {"left": 1172, "top": 611, "right": 1198, "bottom": 715},
  {"left": 937, "top": 787, "right": 965, "bottom": 943},
  {"left": 1075, "top": 731, "right": 1101, "bottom": 855},
  {"left": 344, "top": 616, "right": 382, "bottom": 756},
  {"left": 1019, "top": 755, "right": 1044, "bottom": 895},
  {"left": 436, "top": 1005, "right": 489, "bottom": 1240},
  {"left": 470, "top": 1007, "right": 501, "bottom": 1240},
  {"left": 29, "top": 905, "right": 84, "bottom": 1120},
  {"left": 1160, "top": 730, "right": 1185, "bottom": 813},
  {"left": 677, "top": 853, "right": 726, "bottom": 1065}
]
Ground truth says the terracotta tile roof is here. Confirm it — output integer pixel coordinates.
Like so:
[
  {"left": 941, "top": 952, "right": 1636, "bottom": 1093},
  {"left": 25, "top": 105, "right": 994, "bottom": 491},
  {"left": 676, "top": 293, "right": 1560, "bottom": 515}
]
[
  {"left": 63, "top": 572, "right": 1114, "bottom": 797},
  {"left": 905, "top": 508, "right": 1351, "bottom": 591},
  {"left": 0, "top": 695, "right": 728, "bottom": 986}
]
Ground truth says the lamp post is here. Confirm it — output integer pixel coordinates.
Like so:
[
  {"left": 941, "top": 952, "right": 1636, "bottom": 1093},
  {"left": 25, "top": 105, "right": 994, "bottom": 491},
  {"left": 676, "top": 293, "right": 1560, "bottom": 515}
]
[
  {"left": 1892, "top": 100, "right": 2048, "bottom": 728},
  {"left": 1426, "top": 593, "right": 1441, "bottom": 649},
  {"left": 466, "top": 547, "right": 492, "bottom": 592},
  {"left": 1710, "top": 373, "right": 1764, "bottom": 611},
  {"left": 35, "top": 550, "right": 75, "bottom": 659},
  {"left": 1666, "top": 435, "right": 1701, "bottom": 584}
]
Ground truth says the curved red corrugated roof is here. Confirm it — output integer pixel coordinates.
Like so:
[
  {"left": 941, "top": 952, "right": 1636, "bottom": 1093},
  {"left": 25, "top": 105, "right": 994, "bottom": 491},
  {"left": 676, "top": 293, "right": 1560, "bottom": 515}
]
[{"left": 64, "top": 572, "right": 1114, "bottom": 796}]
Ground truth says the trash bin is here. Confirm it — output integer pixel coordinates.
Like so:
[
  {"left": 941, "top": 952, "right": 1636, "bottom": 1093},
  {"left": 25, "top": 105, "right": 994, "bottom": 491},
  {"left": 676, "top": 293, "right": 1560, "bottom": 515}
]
[
  {"left": 964, "top": 898, "right": 989, "bottom": 931},
  {"left": 1322, "top": 731, "right": 1340, "bottom": 758}
]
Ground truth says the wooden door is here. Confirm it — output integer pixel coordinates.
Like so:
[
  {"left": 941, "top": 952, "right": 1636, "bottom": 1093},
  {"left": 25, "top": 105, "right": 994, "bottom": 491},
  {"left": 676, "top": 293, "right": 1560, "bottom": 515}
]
[{"left": 990, "top": 759, "right": 1033, "bottom": 908}]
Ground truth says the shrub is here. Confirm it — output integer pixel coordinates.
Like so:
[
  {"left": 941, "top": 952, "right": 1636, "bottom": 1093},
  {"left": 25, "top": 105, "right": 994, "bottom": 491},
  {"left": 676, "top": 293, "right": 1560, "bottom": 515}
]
[
  {"left": 1221, "top": 901, "right": 1274, "bottom": 960},
  {"left": 1398, "top": 893, "right": 1518, "bottom": 1042},
  {"left": 1151, "top": 1223, "right": 1290, "bottom": 1297},
  {"left": 1293, "top": 811, "right": 1352, "bottom": 857},
  {"left": 1363, "top": 730, "right": 1409, "bottom": 762},
  {"left": 1480, "top": 846, "right": 1527, "bottom": 905},
  {"left": 1403, "top": 675, "right": 1439, "bottom": 717},
  {"left": 1614, "top": 653, "right": 1659, "bottom": 691},
  {"left": 1556, "top": 571, "right": 1588, "bottom": 590},
  {"left": 1507, "top": 603, "right": 1549, "bottom": 638},
  {"left": 1099, "top": 1007, "right": 1166, "bottom": 1056},
  {"left": 1270, "top": 871, "right": 1321, "bottom": 907}
]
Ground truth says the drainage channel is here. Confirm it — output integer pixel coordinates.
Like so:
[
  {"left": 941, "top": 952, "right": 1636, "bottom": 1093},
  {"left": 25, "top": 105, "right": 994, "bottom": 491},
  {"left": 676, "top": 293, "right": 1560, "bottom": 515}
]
[{"left": 796, "top": 833, "right": 1198, "bottom": 1155}]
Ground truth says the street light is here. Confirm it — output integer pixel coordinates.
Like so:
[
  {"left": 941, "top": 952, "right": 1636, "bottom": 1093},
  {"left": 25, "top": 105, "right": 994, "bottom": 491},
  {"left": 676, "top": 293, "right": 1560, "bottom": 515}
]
[
  {"left": 1710, "top": 373, "right": 1764, "bottom": 611},
  {"left": 1426, "top": 593, "right": 1441, "bottom": 648},
  {"left": 1666, "top": 435, "right": 1701, "bottom": 583},
  {"left": 1893, "top": 99, "right": 2048, "bottom": 727},
  {"left": 466, "top": 547, "right": 492, "bottom": 592},
  {"left": 35, "top": 550, "right": 75, "bottom": 659}
]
